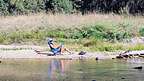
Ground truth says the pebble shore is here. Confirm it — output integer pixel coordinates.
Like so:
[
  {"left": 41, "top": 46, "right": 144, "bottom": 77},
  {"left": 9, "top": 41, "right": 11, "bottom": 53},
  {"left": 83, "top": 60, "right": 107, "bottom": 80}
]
[{"left": 0, "top": 45, "right": 121, "bottom": 59}]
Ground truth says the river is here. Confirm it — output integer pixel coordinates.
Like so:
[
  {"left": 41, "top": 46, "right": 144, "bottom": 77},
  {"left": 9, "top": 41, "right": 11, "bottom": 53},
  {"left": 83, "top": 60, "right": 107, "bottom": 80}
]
[{"left": 0, "top": 58, "right": 144, "bottom": 81}]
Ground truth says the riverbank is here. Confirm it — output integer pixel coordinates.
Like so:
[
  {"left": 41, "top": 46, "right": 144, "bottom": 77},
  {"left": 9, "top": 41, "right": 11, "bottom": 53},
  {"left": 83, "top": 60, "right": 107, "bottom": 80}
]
[
  {"left": 0, "top": 50, "right": 119, "bottom": 60},
  {"left": 0, "top": 45, "right": 119, "bottom": 59},
  {"left": 0, "top": 14, "right": 144, "bottom": 58},
  {"left": 0, "top": 50, "right": 118, "bottom": 60},
  {"left": 1, "top": 14, "right": 144, "bottom": 52}
]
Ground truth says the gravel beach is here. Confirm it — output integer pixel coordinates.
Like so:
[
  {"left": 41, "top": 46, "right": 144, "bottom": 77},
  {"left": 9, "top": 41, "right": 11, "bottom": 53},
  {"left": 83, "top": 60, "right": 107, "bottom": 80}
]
[{"left": 0, "top": 45, "right": 119, "bottom": 59}]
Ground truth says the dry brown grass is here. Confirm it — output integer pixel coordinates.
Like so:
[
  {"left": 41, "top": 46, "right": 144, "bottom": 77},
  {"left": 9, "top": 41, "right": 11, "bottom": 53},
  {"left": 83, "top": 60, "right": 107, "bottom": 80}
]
[
  {"left": 0, "top": 13, "right": 144, "bottom": 37},
  {"left": 0, "top": 13, "right": 144, "bottom": 31}
]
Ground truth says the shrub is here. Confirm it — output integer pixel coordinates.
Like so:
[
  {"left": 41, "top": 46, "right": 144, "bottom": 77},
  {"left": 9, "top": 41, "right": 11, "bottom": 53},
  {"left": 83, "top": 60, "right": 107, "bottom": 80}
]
[
  {"left": 45, "top": 0, "right": 74, "bottom": 13},
  {"left": 9, "top": 0, "right": 45, "bottom": 15},
  {"left": 70, "top": 25, "right": 107, "bottom": 39},
  {"left": 1, "top": 0, "right": 144, "bottom": 15},
  {"left": 139, "top": 27, "right": 144, "bottom": 37},
  {"left": 0, "top": 0, "right": 9, "bottom": 15}
]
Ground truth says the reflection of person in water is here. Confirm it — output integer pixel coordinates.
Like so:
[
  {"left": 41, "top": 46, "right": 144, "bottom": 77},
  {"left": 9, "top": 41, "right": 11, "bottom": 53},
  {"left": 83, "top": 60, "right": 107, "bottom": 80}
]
[{"left": 48, "top": 60, "right": 71, "bottom": 80}]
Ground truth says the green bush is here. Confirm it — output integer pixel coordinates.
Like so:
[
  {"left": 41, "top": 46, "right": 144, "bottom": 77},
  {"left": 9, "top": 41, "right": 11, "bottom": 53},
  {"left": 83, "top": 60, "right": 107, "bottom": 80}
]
[
  {"left": 1, "top": 0, "right": 144, "bottom": 15},
  {"left": 0, "top": 0, "right": 74, "bottom": 15},
  {"left": 23, "top": 0, "right": 45, "bottom": 13},
  {"left": 51, "top": 0, "right": 73, "bottom": 13},
  {"left": 0, "top": 0, "right": 9, "bottom": 15},
  {"left": 69, "top": 24, "right": 131, "bottom": 42},
  {"left": 139, "top": 28, "right": 144, "bottom": 36},
  {"left": 69, "top": 25, "right": 107, "bottom": 39},
  {"left": 9, "top": 0, "right": 45, "bottom": 14}
]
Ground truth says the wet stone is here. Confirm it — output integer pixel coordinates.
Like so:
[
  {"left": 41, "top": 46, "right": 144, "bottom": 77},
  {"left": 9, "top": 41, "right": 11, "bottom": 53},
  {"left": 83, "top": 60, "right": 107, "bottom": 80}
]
[
  {"left": 92, "top": 80, "right": 96, "bottom": 81},
  {"left": 95, "top": 57, "right": 99, "bottom": 60}
]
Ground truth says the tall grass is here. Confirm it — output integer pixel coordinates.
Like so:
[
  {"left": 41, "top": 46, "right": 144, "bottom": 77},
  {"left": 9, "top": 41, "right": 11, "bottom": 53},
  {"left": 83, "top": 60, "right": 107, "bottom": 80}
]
[
  {"left": 0, "top": 13, "right": 144, "bottom": 51},
  {"left": 0, "top": 13, "right": 144, "bottom": 30}
]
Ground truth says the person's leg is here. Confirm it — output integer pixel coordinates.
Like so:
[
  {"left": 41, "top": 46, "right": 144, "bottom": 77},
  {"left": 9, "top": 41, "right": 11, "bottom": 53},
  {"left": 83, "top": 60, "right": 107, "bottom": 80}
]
[
  {"left": 59, "top": 45, "right": 72, "bottom": 54},
  {"left": 56, "top": 44, "right": 72, "bottom": 54},
  {"left": 59, "top": 45, "right": 64, "bottom": 54}
]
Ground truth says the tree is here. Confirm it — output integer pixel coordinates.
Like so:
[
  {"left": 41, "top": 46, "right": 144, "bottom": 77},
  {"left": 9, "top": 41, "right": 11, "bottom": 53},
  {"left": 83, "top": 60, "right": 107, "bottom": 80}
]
[{"left": 0, "top": 0, "right": 9, "bottom": 15}]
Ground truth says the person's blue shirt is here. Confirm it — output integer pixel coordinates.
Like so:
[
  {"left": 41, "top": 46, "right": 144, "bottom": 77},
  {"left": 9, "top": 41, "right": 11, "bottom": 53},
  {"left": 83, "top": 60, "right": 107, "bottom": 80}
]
[{"left": 48, "top": 40, "right": 63, "bottom": 55}]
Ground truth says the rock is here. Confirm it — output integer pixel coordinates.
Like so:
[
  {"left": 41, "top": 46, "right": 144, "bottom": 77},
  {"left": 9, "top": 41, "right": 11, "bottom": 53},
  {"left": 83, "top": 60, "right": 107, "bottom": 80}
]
[
  {"left": 95, "top": 57, "right": 99, "bottom": 60},
  {"left": 116, "top": 56, "right": 123, "bottom": 59},
  {"left": 116, "top": 55, "right": 129, "bottom": 59},
  {"left": 133, "top": 66, "right": 143, "bottom": 70},
  {"left": 92, "top": 80, "right": 96, "bottom": 81},
  {"left": 139, "top": 55, "right": 144, "bottom": 58},
  {"left": 121, "top": 77, "right": 126, "bottom": 79},
  {"left": 78, "top": 51, "right": 86, "bottom": 55},
  {"left": 112, "top": 58, "right": 115, "bottom": 59},
  {"left": 123, "top": 55, "right": 129, "bottom": 58}
]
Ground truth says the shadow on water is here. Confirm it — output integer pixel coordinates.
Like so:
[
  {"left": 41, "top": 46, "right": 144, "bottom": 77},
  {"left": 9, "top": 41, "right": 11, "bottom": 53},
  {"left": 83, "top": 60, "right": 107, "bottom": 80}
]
[{"left": 0, "top": 58, "right": 144, "bottom": 81}]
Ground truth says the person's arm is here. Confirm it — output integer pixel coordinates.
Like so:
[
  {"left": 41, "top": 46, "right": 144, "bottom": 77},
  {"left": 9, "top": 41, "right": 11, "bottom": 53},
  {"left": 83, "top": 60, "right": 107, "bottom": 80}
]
[{"left": 48, "top": 42, "right": 57, "bottom": 49}]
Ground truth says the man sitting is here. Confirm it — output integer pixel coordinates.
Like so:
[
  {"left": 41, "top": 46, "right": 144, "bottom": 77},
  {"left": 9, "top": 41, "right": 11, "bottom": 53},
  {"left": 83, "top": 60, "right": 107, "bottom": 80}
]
[{"left": 48, "top": 38, "right": 71, "bottom": 55}]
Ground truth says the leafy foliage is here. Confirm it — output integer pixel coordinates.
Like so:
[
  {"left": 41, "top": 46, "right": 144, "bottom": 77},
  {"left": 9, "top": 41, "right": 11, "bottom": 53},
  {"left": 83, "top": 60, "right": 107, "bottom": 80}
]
[
  {"left": 0, "top": 0, "right": 9, "bottom": 15},
  {"left": 139, "top": 28, "right": 144, "bottom": 36},
  {"left": 51, "top": 0, "right": 73, "bottom": 13},
  {"left": 1, "top": 0, "right": 144, "bottom": 15}
]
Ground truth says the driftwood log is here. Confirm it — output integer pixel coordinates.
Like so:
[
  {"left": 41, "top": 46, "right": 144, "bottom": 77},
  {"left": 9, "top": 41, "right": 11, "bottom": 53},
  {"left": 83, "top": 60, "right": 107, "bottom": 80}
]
[{"left": 116, "top": 50, "right": 144, "bottom": 59}]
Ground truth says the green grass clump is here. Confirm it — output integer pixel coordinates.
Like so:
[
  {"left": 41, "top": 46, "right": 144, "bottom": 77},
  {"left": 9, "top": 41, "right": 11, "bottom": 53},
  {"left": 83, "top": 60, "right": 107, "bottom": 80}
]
[
  {"left": 0, "top": 22, "right": 144, "bottom": 52},
  {"left": 82, "top": 39, "right": 125, "bottom": 52},
  {"left": 128, "top": 44, "right": 144, "bottom": 51},
  {"left": 69, "top": 24, "right": 132, "bottom": 42}
]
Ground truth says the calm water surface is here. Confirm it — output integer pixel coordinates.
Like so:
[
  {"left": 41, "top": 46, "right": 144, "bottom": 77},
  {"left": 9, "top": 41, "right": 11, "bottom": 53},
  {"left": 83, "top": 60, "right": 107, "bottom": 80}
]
[{"left": 0, "top": 58, "right": 144, "bottom": 81}]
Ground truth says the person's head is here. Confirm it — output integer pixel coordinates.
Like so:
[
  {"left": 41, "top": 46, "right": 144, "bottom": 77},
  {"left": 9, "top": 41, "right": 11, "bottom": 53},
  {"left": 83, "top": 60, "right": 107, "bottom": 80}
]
[{"left": 48, "top": 38, "right": 53, "bottom": 44}]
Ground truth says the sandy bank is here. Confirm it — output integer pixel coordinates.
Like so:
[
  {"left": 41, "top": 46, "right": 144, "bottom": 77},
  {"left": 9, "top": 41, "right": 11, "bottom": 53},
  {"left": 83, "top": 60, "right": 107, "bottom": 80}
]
[
  {"left": 0, "top": 50, "right": 117, "bottom": 59},
  {"left": 0, "top": 45, "right": 119, "bottom": 59}
]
